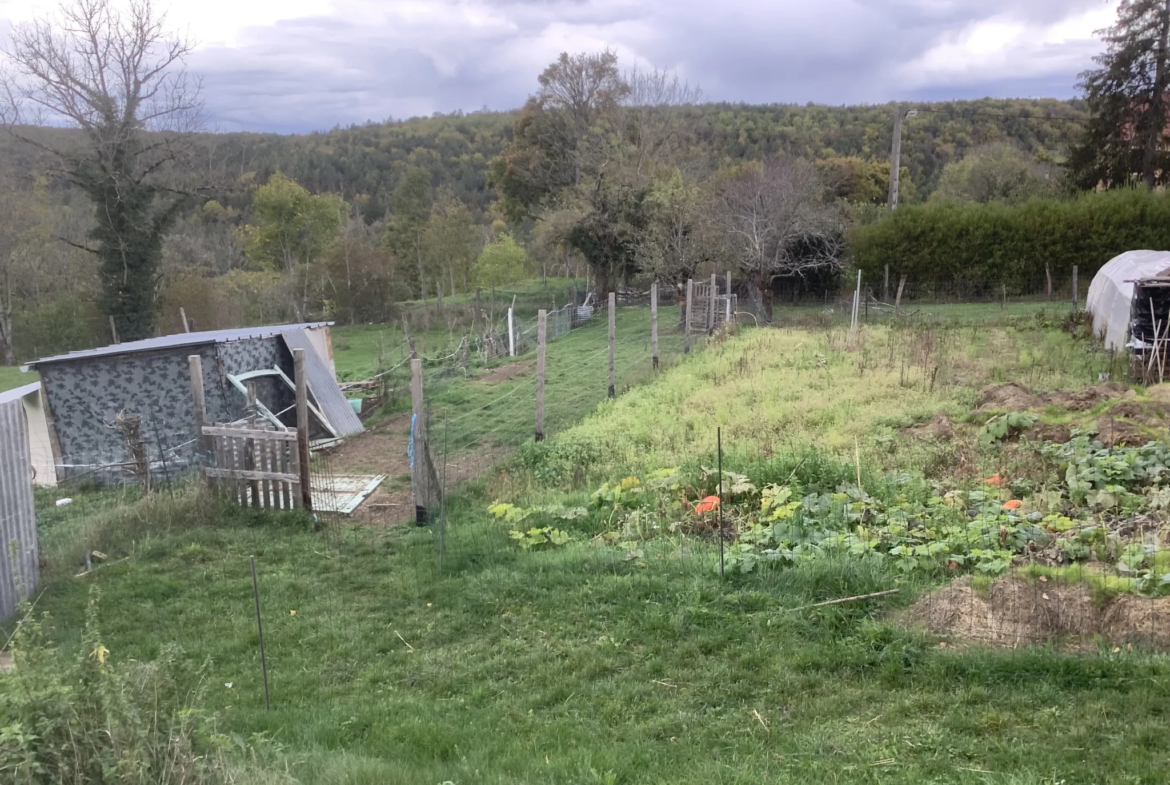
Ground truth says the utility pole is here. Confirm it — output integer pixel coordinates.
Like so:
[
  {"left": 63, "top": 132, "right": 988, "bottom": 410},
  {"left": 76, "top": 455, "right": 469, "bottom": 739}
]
[{"left": 887, "top": 106, "right": 918, "bottom": 212}]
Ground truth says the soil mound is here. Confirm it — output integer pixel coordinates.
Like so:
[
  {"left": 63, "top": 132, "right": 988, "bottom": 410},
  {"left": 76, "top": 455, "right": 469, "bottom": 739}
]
[
  {"left": 903, "top": 412, "right": 954, "bottom": 440},
  {"left": 977, "top": 382, "right": 1130, "bottom": 412},
  {"left": 902, "top": 576, "right": 1170, "bottom": 650}
]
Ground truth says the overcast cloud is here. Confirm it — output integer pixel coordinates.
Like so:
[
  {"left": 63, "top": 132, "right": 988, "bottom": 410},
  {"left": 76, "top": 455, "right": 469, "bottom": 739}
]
[{"left": 0, "top": 0, "right": 1118, "bottom": 133}]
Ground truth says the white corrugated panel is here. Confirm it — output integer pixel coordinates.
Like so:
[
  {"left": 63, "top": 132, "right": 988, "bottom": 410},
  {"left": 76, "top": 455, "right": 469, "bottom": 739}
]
[{"left": 0, "top": 398, "right": 39, "bottom": 620}]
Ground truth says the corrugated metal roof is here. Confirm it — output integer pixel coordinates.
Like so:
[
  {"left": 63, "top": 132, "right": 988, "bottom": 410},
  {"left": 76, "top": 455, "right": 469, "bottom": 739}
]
[
  {"left": 27, "top": 322, "right": 333, "bottom": 367},
  {"left": 281, "top": 329, "right": 365, "bottom": 438},
  {"left": 0, "top": 381, "right": 41, "bottom": 405}
]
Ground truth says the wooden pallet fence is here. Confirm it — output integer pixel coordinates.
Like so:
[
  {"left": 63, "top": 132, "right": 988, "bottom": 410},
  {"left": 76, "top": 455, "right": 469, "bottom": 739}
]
[{"left": 202, "top": 424, "right": 302, "bottom": 509}]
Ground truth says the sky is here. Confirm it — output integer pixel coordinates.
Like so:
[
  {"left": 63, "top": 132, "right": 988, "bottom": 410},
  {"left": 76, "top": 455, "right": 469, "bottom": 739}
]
[{"left": 0, "top": 0, "right": 1119, "bottom": 134}]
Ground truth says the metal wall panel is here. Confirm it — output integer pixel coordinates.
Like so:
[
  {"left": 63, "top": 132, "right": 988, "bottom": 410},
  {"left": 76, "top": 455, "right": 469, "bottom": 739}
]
[
  {"left": 281, "top": 330, "right": 365, "bottom": 438},
  {"left": 0, "top": 399, "right": 39, "bottom": 620}
]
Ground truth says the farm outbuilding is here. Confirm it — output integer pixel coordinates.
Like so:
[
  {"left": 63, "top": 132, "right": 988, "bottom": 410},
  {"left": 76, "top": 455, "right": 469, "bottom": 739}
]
[
  {"left": 1087, "top": 250, "right": 1170, "bottom": 352},
  {"left": 0, "top": 386, "right": 39, "bottom": 620},
  {"left": 27, "top": 322, "right": 363, "bottom": 484}
]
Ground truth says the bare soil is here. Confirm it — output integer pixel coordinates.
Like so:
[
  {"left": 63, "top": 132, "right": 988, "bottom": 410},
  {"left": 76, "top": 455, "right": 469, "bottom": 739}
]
[
  {"left": 323, "top": 413, "right": 414, "bottom": 526},
  {"left": 903, "top": 412, "right": 954, "bottom": 440},
  {"left": 474, "top": 361, "right": 533, "bottom": 384},
  {"left": 977, "top": 381, "right": 1130, "bottom": 412},
  {"left": 902, "top": 575, "right": 1170, "bottom": 650}
]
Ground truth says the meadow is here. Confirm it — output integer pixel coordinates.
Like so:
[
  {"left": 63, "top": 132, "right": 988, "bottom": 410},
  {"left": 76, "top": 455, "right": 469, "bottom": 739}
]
[
  {"left": 0, "top": 365, "right": 35, "bottom": 393},
  {"left": 6, "top": 300, "right": 1170, "bottom": 785}
]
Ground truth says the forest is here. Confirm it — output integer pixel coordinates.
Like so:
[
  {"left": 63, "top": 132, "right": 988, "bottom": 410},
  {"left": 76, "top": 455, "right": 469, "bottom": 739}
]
[{"left": 0, "top": 94, "right": 1089, "bottom": 363}]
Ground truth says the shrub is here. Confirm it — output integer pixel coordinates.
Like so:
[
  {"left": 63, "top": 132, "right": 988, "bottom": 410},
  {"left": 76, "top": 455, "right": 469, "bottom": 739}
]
[
  {"left": 0, "top": 592, "right": 227, "bottom": 785},
  {"left": 849, "top": 189, "right": 1170, "bottom": 293}
]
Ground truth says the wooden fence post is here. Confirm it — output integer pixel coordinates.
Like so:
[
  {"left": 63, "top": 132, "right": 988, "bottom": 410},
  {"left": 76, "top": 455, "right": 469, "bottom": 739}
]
[
  {"left": 895, "top": 275, "right": 907, "bottom": 316},
  {"left": 708, "top": 273, "right": 717, "bottom": 333},
  {"left": 293, "top": 349, "right": 312, "bottom": 511},
  {"left": 651, "top": 282, "right": 659, "bottom": 370},
  {"left": 1072, "top": 266, "right": 1079, "bottom": 314},
  {"left": 109, "top": 316, "right": 119, "bottom": 345},
  {"left": 536, "top": 309, "right": 546, "bottom": 441},
  {"left": 410, "top": 358, "right": 427, "bottom": 523},
  {"left": 685, "top": 279, "right": 694, "bottom": 354},
  {"left": 180, "top": 307, "right": 190, "bottom": 333},
  {"left": 883, "top": 264, "right": 890, "bottom": 302},
  {"left": 1046, "top": 265, "right": 1053, "bottom": 299},
  {"left": 402, "top": 316, "right": 417, "bottom": 359},
  {"left": 507, "top": 307, "right": 515, "bottom": 357},
  {"left": 850, "top": 270, "right": 861, "bottom": 331},
  {"left": 188, "top": 355, "right": 208, "bottom": 473},
  {"left": 608, "top": 292, "right": 616, "bottom": 398}
]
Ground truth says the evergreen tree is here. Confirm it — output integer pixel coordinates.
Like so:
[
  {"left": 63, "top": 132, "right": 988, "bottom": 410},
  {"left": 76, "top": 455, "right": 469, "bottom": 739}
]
[{"left": 1070, "top": 0, "right": 1170, "bottom": 190}]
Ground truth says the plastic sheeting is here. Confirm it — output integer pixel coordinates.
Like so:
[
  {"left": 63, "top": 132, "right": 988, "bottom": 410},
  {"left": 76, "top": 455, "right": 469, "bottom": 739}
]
[{"left": 1086, "top": 250, "right": 1170, "bottom": 351}]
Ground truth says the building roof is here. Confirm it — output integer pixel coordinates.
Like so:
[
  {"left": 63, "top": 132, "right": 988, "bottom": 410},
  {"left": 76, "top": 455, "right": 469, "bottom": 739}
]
[
  {"left": 26, "top": 322, "right": 332, "bottom": 368},
  {"left": 0, "top": 381, "right": 41, "bottom": 405}
]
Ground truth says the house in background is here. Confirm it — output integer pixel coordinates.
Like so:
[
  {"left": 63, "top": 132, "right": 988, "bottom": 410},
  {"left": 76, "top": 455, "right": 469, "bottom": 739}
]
[
  {"left": 26, "top": 322, "right": 363, "bottom": 485},
  {"left": 0, "top": 382, "right": 56, "bottom": 487}
]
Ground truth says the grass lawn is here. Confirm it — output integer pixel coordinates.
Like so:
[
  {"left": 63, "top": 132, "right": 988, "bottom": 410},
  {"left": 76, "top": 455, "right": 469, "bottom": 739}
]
[
  {"left": 11, "top": 304, "right": 1170, "bottom": 784},
  {"left": 0, "top": 365, "right": 36, "bottom": 393}
]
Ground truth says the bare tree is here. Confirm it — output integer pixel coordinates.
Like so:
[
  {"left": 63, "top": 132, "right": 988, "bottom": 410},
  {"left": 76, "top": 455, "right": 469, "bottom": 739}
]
[
  {"left": 1, "top": 0, "right": 204, "bottom": 341},
  {"left": 717, "top": 158, "right": 843, "bottom": 321},
  {"left": 621, "top": 67, "right": 703, "bottom": 177}
]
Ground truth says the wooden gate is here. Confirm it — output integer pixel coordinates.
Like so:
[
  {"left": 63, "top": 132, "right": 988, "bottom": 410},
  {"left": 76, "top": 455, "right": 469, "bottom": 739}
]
[{"left": 202, "top": 423, "right": 304, "bottom": 509}]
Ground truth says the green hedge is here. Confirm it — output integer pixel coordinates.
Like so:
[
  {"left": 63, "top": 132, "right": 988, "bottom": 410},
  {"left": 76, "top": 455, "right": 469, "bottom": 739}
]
[{"left": 848, "top": 190, "right": 1170, "bottom": 293}]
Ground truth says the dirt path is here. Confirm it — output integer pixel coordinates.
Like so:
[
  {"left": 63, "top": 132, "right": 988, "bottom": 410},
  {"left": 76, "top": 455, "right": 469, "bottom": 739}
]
[
  {"left": 474, "top": 360, "right": 532, "bottom": 383},
  {"left": 324, "top": 413, "right": 414, "bottom": 526}
]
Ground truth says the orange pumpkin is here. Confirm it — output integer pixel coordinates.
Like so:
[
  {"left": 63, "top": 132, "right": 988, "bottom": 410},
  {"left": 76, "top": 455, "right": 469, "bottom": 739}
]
[
  {"left": 1002, "top": 499, "right": 1022, "bottom": 510},
  {"left": 694, "top": 496, "right": 721, "bottom": 514}
]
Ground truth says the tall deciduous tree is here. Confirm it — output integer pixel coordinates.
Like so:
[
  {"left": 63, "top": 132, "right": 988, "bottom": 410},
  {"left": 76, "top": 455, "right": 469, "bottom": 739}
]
[
  {"left": 1070, "top": 0, "right": 1170, "bottom": 190},
  {"left": 931, "top": 143, "right": 1057, "bottom": 205},
  {"left": 491, "top": 52, "right": 702, "bottom": 297},
  {"left": 424, "top": 192, "right": 478, "bottom": 296},
  {"left": 241, "top": 173, "right": 343, "bottom": 273},
  {"left": 476, "top": 232, "right": 529, "bottom": 288},
  {"left": 240, "top": 172, "right": 343, "bottom": 317},
  {"left": 716, "top": 158, "right": 843, "bottom": 320},
  {"left": 385, "top": 167, "right": 433, "bottom": 298},
  {"left": 1, "top": 0, "right": 204, "bottom": 341}
]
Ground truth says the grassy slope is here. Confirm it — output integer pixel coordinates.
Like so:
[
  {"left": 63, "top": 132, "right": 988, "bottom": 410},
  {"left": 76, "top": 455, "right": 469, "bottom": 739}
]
[
  {"left": 16, "top": 305, "right": 1170, "bottom": 784},
  {"left": 0, "top": 366, "right": 36, "bottom": 393}
]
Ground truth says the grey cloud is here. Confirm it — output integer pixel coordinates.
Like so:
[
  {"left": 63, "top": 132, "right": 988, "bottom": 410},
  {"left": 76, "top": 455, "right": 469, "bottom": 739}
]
[{"left": 188, "top": 0, "right": 1108, "bottom": 133}]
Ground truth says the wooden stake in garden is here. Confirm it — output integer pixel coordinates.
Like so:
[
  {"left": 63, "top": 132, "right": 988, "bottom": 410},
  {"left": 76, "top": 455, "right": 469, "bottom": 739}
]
[
  {"left": 179, "top": 307, "right": 190, "bottom": 333},
  {"left": 109, "top": 316, "right": 119, "bottom": 345},
  {"left": 850, "top": 270, "right": 861, "bottom": 331},
  {"left": 536, "top": 309, "right": 547, "bottom": 441},
  {"left": 249, "top": 556, "right": 271, "bottom": 711},
  {"left": 1072, "top": 266, "right": 1079, "bottom": 314},
  {"left": 685, "top": 279, "right": 694, "bottom": 354},
  {"left": 293, "top": 348, "right": 312, "bottom": 511},
  {"left": 1046, "top": 265, "right": 1053, "bottom": 298},
  {"left": 410, "top": 357, "right": 427, "bottom": 523},
  {"left": 895, "top": 274, "right": 907, "bottom": 315},
  {"left": 717, "top": 426, "right": 725, "bottom": 579},
  {"left": 883, "top": 264, "right": 890, "bottom": 302},
  {"left": 608, "top": 292, "right": 616, "bottom": 399},
  {"left": 651, "top": 282, "right": 659, "bottom": 371}
]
